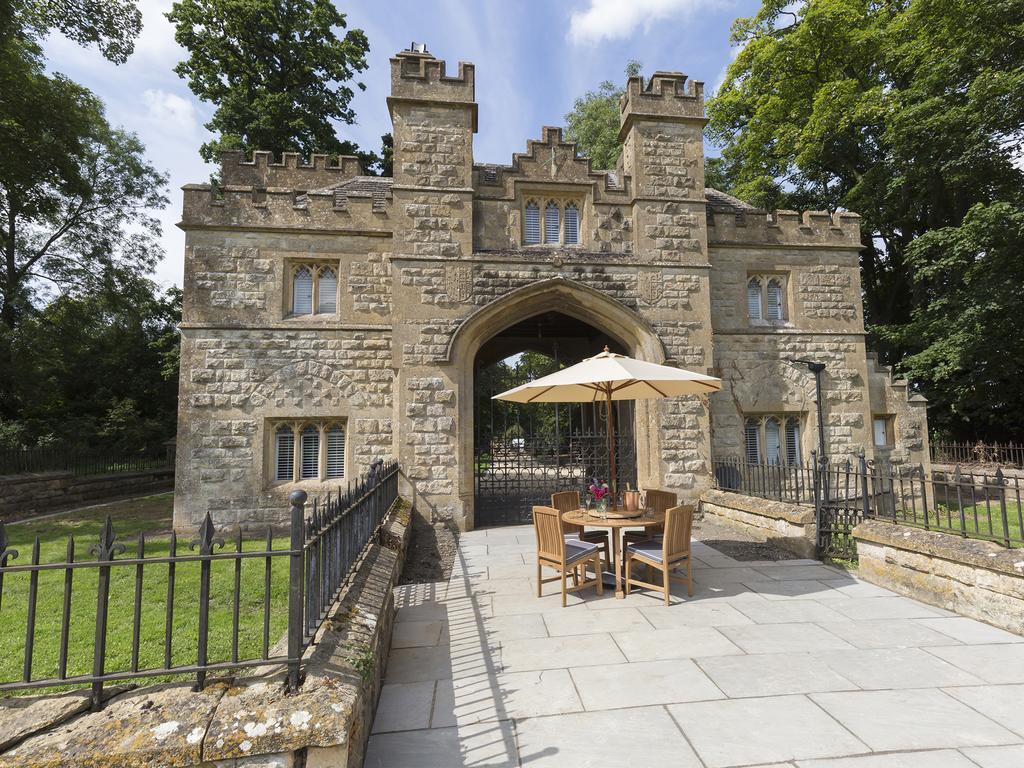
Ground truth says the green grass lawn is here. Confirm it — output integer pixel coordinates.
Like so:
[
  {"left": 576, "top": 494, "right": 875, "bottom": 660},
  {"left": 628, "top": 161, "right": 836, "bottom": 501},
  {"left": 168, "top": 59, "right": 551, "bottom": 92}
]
[{"left": 0, "top": 494, "right": 290, "bottom": 696}]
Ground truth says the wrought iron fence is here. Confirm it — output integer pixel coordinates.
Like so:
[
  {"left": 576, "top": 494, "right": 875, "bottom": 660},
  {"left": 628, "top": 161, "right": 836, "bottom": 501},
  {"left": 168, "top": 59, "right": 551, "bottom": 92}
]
[
  {"left": 713, "top": 452, "right": 1024, "bottom": 559},
  {"left": 0, "top": 459, "right": 399, "bottom": 707},
  {"left": 930, "top": 441, "right": 1024, "bottom": 469},
  {"left": 712, "top": 457, "right": 816, "bottom": 504},
  {"left": 0, "top": 444, "right": 170, "bottom": 477}
]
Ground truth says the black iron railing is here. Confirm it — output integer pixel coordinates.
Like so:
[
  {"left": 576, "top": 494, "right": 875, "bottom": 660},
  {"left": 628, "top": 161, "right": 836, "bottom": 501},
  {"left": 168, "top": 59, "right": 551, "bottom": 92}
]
[
  {"left": 713, "top": 452, "right": 1024, "bottom": 558},
  {"left": 0, "top": 445, "right": 170, "bottom": 477},
  {"left": 0, "top": 459, "right": 399, "bottom": 707},
  {"left": 931, "top": 441, "right": 1024, "bottom": 469}
]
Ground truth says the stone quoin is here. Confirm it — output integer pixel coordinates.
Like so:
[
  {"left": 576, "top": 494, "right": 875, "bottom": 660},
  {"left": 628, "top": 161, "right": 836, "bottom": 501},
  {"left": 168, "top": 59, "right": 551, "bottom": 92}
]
[{"left": 173, "top": 44, "right": 929, "bottom": 531}]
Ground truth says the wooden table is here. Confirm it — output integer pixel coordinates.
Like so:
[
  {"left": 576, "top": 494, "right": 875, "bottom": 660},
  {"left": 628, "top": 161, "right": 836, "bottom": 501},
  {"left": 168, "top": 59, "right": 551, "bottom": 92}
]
[{"left": 561, "top": 508, "right": 666, "bottom": 599}]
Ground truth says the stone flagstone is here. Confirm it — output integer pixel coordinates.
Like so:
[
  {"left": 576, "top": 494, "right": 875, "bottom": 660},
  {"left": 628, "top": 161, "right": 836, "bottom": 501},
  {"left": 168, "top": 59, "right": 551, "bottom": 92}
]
[{"left": 365, "top": 527, "right": 1024, "bottom": 767}]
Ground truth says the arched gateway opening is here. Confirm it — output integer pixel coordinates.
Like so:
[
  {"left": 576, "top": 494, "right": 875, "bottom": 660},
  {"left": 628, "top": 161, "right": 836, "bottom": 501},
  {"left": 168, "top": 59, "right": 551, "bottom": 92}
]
[
  {"left": 473, "top": 312, "right": 636, "bottom": 526},
  {"left": 446, "top": 277, "right": 669, "bottom": 530}
]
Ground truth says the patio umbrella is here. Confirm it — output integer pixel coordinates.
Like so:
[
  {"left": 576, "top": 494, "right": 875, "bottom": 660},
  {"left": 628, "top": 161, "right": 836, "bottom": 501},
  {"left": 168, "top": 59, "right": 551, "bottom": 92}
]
[{"left": 492, "top": 347, "right": 722, "bottom": 494}]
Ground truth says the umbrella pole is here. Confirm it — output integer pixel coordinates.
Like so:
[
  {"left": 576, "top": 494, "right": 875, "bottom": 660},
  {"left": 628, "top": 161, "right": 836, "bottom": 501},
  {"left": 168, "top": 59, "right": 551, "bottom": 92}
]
[{"left": 605, "top": 385, "right": 617, "bottom": 500}]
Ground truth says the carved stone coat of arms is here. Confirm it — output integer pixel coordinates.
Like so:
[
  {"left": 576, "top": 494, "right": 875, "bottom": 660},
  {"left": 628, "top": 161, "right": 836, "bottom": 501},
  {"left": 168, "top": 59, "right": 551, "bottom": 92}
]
[
  {"left": 445, "top": 264, "right": 474, "bottom": 303},
  {"left": 637, "top": 270, "right": 664, "bottom": 306}
]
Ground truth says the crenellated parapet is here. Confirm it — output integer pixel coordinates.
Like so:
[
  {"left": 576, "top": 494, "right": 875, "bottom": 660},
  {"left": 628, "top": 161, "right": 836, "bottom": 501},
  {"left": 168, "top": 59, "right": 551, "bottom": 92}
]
[
  {"left": 618, "top": 72, "right": 706, "bottom": 140},
  {"left": 219, "top": 150, "right": 363, "bottom": 189},
  {"left": 709, "top": 209, "right": 862, "bottom": 248},
  {"left": 472, "top": 126, "right": 631, "bottom": 202},
  {"left": 180, "top": 181, "right": 391, "bottom": 233},
  {"left": 388, "top": 46, "right": 477, "bottom": 130}
]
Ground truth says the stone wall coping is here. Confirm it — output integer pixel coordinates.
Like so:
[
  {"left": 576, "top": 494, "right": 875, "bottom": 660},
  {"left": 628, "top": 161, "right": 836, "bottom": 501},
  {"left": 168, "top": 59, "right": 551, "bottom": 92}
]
[
  {"left": 0, "top": 499, "right": 411, "bottom": 768},
  {"left": 0, "top": 471, "right": 73, "bottom": 485},
  {"left": 701, "top": 488, "right": 816, "bottom": 526},
  {"left": 0, "top": 468, "right": 171, "bottom": 486},
  {"left": 853, "top": 519, "right": 1024, "bottom": 579}
]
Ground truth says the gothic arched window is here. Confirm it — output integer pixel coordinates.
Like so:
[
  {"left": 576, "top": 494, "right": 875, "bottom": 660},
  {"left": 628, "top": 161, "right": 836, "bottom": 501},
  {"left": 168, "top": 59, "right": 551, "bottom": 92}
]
[
  {"left": 317, "top": 267, "right": 338, "bottom": 314},
  {"left": 293, "top": 267, "right": 314, "bottom": 315},
  {"left": 747, "top": 277, "right": 763, "bottom": 320},
  {"left": 766, "top": 278, "right": 784, "bottom": 320},
  {"left": 563, "top": 203, "right": 579, "bottom": 245},
  {"left": 544, "top": 201, "right": 560, "bottom": 244},
  {"left": 523, "top": 201, "right": 541, "bottom": 244}
]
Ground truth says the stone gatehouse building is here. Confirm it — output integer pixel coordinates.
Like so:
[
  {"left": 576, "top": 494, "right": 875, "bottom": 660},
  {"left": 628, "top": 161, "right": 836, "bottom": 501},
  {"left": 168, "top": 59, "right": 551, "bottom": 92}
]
[{"left": 173, "top": 45, "right": 929, "bottom": 531}]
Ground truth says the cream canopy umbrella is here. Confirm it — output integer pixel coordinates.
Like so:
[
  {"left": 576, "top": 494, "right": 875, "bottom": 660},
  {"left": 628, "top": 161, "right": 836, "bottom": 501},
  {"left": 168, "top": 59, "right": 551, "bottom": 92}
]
[{"left": 493, "top": 347, "right": 722, "bottom": 494}]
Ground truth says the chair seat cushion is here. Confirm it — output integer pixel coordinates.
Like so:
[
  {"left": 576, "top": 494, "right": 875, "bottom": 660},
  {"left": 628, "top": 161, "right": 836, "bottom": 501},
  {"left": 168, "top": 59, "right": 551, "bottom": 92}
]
[
  {"left": 565, "top": 539, "right": 601, "bottom": 565},
  {"left": 626, "top": 540, "right": 664, "bottom": 563}
]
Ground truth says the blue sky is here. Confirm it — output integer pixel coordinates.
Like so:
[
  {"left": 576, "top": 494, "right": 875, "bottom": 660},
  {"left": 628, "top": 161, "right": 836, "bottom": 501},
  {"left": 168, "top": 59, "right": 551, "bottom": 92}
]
[{"left": 42, "top": 0, "right": 760, "bottom": 289}]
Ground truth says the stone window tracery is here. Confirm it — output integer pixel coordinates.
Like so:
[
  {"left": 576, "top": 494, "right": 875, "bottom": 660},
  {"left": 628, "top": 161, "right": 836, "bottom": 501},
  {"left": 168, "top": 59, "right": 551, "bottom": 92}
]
[
  {"left": 521, "top": 197, "right": 583, "bottom": 247},
  {"left": 271, "top": 420, "right": 347, "bottom": 483},
  {"left": 747, "top": 274, "right": 789, "bottom": 324},
  {"left": 289, "top": 263, "right": 340, "bottom": 316},
  {"left": 744, "top": 414, "right": 802, "bottom": 465}
]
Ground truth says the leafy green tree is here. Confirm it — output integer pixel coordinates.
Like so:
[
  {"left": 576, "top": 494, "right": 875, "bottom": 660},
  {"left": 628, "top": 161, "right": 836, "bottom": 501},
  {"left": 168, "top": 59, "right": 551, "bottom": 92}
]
[
  {"left": 877, "top": 202, "right": 1024, "bottom": 441},
  {"left": 707, "top": 0, "right": 1024, "bottom": 440},
  {"left": 0, "top": 62, "right": 167, "bottom": 332},
  {"left": 1, "top": 0, "right": 142, "bottom": 63},
  {"left": 167, "top": 0, "right": 372, "bottom": 164},
  {"left": 565, "top": 60, "right": 642, "bottom": 170},
  {"left": 2, "top": 277, "right": 181, "bottom": 450},
  {"left": 0, "top": 0, "right": 168, "bottom": 425}
]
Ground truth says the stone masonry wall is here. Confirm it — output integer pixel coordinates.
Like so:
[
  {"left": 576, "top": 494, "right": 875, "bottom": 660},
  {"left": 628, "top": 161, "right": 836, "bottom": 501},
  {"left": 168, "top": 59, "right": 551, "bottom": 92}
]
[
  {"left": 799, "top": 264, "right": 857, "bottom": 321},
  {"left": 711, "top": 333, "right": 873, "bottom": 463},
  {"left": 175, "top": 329, "right": 393, "bottom": 529}
]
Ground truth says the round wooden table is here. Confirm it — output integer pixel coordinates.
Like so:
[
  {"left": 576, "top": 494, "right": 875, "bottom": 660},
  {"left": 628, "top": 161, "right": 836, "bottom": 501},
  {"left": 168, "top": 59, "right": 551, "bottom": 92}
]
[{"left": 561, "top": 508, "right": 666, "bottom": 598}]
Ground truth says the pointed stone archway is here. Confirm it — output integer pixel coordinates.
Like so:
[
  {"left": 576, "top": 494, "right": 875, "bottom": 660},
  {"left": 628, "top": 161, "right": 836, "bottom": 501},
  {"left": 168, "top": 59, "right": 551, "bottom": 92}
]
[{"left": 444, "top": 276, "right": 670, "bottom": 529}]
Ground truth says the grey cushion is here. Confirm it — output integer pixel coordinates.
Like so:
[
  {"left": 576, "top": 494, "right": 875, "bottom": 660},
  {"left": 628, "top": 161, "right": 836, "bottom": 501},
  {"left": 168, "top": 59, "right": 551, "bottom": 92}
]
[
  {"left": 565, "top": 539, "right": 601, "bottom": 564},
  {"left": 626, "top": 540, "right": 664, "bottom": 563}
]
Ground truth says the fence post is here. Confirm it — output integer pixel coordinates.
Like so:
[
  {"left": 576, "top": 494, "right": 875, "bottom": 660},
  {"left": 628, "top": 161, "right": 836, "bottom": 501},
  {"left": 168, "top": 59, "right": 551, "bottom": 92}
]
[
  {"left": 811, "top": 450, "right": 823, "bottom": 557},
  {"left": 996, "top": 468, "right": 1011, "bottom": 548},
  {"left": 859, "top": 451, "right": 870, "bottom": 521},
  {"left": 191, "top": 512, "right": 223, "bottom": 691},
  {"left": 89, "top": 517, "right": 124, "bottom": 710},
  {"left": 288, "top": 489, "right": 307, "bottom": 694}
]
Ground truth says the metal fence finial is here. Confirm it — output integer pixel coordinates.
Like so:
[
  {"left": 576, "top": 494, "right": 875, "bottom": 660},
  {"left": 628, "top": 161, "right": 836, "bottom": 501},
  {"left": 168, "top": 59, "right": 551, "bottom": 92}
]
[{"left": 90, "top": 516, "right": 126, "bottom": 561}]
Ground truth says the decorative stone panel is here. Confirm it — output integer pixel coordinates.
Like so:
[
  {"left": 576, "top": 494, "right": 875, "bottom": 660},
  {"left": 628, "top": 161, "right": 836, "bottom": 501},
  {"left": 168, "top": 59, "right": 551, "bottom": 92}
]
[
  {"left": 348, "top": 252, "right": 392, "bottom": 314},
  {"left": 799, "top": 264, "right": 857, "bottom": 320}
]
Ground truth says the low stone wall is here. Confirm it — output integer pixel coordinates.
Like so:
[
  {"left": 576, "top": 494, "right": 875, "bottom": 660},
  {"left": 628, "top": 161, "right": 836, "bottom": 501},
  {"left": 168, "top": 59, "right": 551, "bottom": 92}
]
[
  {"left": 699, "top": 488, "right": 818, "bottom": 559},
  {"left": 0, "top": 498, "right": 412, "bottom": 768},
  {"left": 854, "top": 519, "right": 1024, "bottom": 635},
  {"left": 0, "top": 469, "right": 174, "bottom": 522}
]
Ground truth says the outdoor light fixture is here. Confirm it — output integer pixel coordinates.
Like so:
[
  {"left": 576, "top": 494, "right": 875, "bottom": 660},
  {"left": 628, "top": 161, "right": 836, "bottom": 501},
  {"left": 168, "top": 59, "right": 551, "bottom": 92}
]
[{"left": 786, "top": 357, "right": 827, "bottom": 463}]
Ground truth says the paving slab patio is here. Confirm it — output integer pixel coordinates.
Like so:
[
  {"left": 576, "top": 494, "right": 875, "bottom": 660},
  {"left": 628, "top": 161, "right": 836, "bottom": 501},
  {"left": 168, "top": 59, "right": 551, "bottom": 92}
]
[{"left": 367, "top": 523, "right": 1024, "bottom": 767}]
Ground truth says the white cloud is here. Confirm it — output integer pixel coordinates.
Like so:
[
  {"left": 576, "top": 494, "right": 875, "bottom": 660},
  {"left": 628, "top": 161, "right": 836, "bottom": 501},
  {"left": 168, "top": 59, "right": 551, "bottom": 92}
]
[
  {"left": 568, "top": 0, "right": 723, "bottom": 45},
  {"left": 142, "top": 89, "right": 199, "bottom": 133}
]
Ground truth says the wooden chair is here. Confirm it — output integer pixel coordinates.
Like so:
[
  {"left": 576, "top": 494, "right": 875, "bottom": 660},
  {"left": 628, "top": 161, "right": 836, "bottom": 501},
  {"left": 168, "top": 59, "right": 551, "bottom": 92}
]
[
  {"left": 533, "top": 505, "right": 604, "bottom": 607},
  {"left": 624, "top": 504, "right": 694, "bottom": 605},
  {"left": 551, "top": 490, "right": 610, "bottom": 564},
  {"left": 622, "top": 489, "right": 678, "bottom": 547}
]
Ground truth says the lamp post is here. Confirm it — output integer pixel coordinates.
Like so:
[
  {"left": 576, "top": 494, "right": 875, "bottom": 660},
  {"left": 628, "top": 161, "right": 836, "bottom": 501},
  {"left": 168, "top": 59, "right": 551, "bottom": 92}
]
[{"left": 786, "top": 358, "right": 827, "bottom": 462}]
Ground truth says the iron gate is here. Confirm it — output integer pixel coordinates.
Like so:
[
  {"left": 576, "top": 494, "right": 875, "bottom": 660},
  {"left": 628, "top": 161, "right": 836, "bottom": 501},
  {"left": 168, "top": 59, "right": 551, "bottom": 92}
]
[{"left": 474, "top": 400, "right": 637, "bottom": 527}]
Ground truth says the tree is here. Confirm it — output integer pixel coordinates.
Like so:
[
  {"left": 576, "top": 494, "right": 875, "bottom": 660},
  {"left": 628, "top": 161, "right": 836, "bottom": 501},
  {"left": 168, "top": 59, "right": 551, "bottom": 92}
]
[
  {"left": 2, "top": 277, "right": 181, "bottom": 450},
  {"left": 565, "top": 61, "right": 642, "bottom": 170},
  {"left": 707, "top": 0, "right": 1024, "bottom": 440},
  {"left": 877, "top": 202, "right": 1024, "bottom": 441},
  {"left": 168, "top": 0, "right": 372, "bottom": 164},
  {"left": 0, "top": 61, "right": 167, "bottom": 332},
  {"left": 0, "top": 0, "right": 169, "bottom": 424},
  {"left": 1, "top": 0, "right": 142, "bottom": 63}
]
